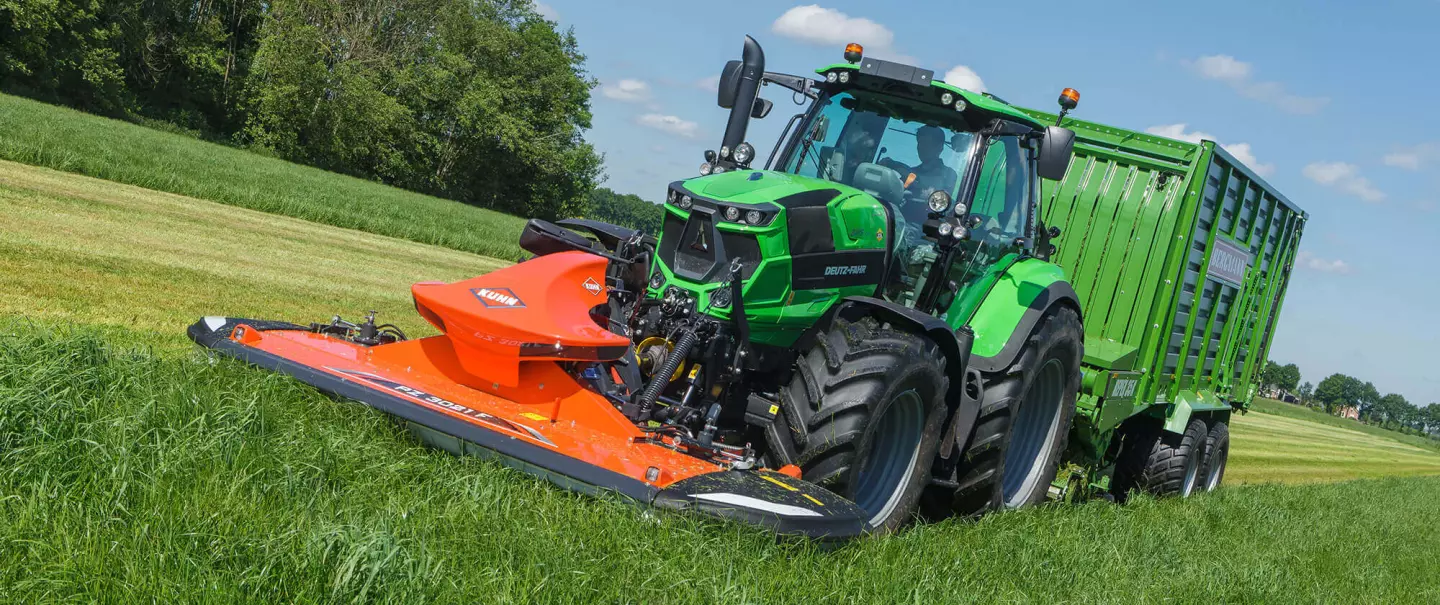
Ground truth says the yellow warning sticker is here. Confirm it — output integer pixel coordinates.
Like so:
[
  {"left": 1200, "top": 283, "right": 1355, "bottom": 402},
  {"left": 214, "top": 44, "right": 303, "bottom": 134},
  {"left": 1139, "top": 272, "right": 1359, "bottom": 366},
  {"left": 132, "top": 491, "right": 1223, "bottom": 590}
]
[
  {"left": 519, "top": 412, "right": 549, "bottom": 422},
  {"left": 768, "top": 404, "right": 780, "bottom": 416},
  {"left": 688, "top": 365, "right": 701, "bottom": 379}
]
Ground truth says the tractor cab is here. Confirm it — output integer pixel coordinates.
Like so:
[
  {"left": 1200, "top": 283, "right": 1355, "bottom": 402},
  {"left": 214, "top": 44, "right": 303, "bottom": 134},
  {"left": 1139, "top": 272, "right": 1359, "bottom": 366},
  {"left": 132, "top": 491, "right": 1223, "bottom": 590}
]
[{"left": 687, "top": 37, "right": 1078, "bottom": 323}]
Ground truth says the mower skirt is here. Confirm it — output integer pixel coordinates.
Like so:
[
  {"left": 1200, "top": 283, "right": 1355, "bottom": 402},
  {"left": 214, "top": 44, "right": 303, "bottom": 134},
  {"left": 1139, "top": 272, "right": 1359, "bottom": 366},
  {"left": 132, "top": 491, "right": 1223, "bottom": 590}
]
[{"left": 188, "top": 316, "right": 869, "bottom": 540}]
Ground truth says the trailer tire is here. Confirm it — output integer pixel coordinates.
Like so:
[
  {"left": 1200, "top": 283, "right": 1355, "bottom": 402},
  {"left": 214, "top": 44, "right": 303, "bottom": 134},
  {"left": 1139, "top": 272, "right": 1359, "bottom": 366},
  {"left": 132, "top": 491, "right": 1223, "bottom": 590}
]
[
  {"left": 1200, "top": 421, "right": 1229, "bottom": 492},
  {"left": 940, "top": 306, "right": 1082, "bottom": 517},
  {"left": 1112, "top": 417, "right": 1208, "bottom": 500},
  {"left": 770, "top": 318, "right": 948, "bottom": 534}
]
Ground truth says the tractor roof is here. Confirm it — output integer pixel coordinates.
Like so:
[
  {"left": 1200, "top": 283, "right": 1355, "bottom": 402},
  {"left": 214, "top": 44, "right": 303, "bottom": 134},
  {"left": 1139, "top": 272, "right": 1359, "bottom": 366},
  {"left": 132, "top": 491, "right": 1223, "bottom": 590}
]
[{"left": 816, "top": 63, "right": 1047, "bottom": 130}]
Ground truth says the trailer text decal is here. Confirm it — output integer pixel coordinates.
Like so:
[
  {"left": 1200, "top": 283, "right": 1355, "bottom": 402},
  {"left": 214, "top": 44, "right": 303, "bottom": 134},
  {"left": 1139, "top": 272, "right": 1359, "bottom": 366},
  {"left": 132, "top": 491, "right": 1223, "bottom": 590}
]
[{"left": 1206, "top": 238, "right": 1253, "bottom": 288}]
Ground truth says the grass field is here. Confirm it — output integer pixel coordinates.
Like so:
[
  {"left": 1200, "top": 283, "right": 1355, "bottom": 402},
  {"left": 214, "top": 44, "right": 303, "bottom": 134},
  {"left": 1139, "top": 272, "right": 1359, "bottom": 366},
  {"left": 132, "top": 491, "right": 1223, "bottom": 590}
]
[
  {"left": 0, "top": 93, "right": 529, "bottom": 261},
  {"left": 2, "top": 116, "right": 1440, "bottom": 601},
  {"left": 1249, "top": 396, "right": 1440, "bottom": 453},
  {"left": 3, "top": 323, "right": 1438, "bottom": 603}
]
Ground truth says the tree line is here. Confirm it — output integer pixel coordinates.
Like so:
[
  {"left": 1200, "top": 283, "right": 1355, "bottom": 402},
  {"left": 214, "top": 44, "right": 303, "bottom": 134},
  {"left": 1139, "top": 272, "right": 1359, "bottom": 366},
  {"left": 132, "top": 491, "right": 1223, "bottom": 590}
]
[
  {"left": 1261, "top": 361, "right": 1440, "bottom": 438},
  {"left": 0, "top": 0, "right": 609, "bottom": 220}
]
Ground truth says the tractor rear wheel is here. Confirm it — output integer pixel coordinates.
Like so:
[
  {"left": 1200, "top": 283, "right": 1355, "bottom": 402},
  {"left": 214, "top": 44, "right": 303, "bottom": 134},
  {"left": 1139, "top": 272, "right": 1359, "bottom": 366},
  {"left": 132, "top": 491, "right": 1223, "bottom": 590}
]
[
  {"left": 1200, "top": 421, "right": 1230, "bottom": 492},
  {"left": 940, "top": 306, "right": 1082, "bottom": 517},
  {"left": 768, "top": 318, "right": 948, "bottom": 534},
  {"left": 1112, "top": 417, "right": 1208, "bottom": 500}
]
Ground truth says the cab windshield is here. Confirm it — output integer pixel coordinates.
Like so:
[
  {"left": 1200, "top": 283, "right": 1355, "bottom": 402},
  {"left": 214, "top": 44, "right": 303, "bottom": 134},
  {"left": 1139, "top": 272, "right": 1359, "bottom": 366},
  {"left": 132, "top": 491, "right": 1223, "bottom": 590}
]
[{"left": 782, "top": 91, "right": 977, "bottom": 227}]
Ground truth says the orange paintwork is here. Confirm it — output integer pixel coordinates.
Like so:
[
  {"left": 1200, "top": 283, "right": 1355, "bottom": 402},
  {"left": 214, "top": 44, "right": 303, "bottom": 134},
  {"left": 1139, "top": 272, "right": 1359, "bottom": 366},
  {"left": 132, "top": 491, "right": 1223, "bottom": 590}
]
[
  {"left": 412, "top": 251, "right": 629, "bottom": 387},
  {"left": 226, "top": 251, "right": 727, "bottom": 489}
]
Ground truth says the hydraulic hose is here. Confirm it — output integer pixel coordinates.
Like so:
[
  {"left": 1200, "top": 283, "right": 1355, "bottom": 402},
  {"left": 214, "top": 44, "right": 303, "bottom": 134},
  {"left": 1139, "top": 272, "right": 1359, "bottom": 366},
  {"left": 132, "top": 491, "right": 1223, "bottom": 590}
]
[{"left": 637, "top": 328, "right": 698, "bottom": 418}]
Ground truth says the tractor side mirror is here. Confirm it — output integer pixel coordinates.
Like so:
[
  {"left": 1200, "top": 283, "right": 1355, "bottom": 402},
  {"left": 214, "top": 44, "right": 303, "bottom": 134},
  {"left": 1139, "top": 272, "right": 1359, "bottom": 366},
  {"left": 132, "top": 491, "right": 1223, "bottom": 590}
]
[
  {"left": 1037, "top": 126, "right": 1075, "bottom": 181},
  {"left": 718, "top": 60, "right": 742, "bottom": 109},
  {"left": 751, "top": 98, "right": 773, "bottom": 119}
]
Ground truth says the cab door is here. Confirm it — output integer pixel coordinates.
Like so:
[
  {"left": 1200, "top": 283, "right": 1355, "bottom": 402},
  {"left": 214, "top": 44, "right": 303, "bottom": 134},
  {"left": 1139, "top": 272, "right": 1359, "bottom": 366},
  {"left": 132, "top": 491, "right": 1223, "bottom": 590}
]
[{"left": 941, "top": 134, "right": 1033, "bottom": 326}]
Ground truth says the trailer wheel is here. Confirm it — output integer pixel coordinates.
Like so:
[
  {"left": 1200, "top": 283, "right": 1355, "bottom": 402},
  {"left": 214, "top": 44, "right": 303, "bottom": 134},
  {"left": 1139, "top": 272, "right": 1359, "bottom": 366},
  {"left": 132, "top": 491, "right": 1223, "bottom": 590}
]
[
  {"left": 1112, "top": 417, "right": 1208, "bottom": 500},
  {"left": 769, "top": 318, "right": 948, "bottom": 533},
  {"left": 1200, "top": 421, "right": 1229, "bottom": 492},
  {"left": 941, "top": 306, "right": 1082, "bottom": 517}
]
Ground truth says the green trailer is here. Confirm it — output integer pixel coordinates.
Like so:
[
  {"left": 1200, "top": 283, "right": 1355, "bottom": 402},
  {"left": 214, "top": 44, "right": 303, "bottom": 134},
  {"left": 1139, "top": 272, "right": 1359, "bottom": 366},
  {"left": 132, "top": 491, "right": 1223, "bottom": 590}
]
[{"left": 1016, "top": 109, "right": 1307, "bottom": 496}]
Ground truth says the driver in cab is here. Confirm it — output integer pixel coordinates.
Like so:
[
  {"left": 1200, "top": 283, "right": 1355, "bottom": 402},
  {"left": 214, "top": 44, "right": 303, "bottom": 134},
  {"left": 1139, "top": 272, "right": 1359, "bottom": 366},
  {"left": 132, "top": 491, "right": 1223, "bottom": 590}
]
[{"left": 881, "top": 125, "right": 958, "bottom": 204}]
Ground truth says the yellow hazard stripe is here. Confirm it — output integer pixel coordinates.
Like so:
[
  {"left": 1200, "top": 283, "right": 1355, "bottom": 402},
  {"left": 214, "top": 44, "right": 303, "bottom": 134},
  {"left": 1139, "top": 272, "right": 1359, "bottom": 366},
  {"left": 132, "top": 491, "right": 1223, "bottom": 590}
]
[{"left": 760, "top": 474, "right": 798, "bottom": 491}]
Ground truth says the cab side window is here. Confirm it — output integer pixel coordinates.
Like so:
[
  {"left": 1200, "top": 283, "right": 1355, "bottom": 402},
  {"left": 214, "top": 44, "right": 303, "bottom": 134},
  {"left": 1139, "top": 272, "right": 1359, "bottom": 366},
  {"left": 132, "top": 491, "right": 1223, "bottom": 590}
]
[{"left": 969, "top": 135, "right": 1030, "bottom": 244}]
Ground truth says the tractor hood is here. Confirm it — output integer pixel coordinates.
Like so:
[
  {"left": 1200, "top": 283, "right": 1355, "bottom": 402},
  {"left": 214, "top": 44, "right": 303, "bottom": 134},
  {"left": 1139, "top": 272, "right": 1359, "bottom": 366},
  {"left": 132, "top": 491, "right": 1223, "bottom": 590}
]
[{"left": 677, "top": 169, "right": 866, "bottom": 208}]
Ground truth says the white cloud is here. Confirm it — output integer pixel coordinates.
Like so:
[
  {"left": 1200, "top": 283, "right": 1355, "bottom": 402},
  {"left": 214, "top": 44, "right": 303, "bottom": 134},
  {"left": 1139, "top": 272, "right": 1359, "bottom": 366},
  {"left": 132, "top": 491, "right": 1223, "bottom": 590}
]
[
  {"left": 1302, "top": 161, "right": 1386, "bottom": 203},
  {"left": 1186, "top": 54, "right": 1328, "bottom": 114},
  {"left": 533, "top": 1, "right": 558, "bottom": 21},
  {"left": 600, "top": 79, "right": 651, "bottom": 102},
  {"left": 695, "top": 75, "right": 721, "bottom": 92},
  {"left": 1144, "top": 123, "right": 1274, "bottom": 176},
  {"left": 771, "top": 5, "right": 913, "bottom": 62},
  {"left": 941, "top": 65, "right": 985, "bottom": 93},
  {"left": 1382, "top": 143, "right": 1438, "bottom": 170},
  {"left": 1192, "top": 55, "right": 1252, "bottom": 81},
  {"left": 636, "top": 114, "right": 701, "bottom": 139},
  {"left": 1296, "top": 250, "right": 1352, "bottom": 274}
]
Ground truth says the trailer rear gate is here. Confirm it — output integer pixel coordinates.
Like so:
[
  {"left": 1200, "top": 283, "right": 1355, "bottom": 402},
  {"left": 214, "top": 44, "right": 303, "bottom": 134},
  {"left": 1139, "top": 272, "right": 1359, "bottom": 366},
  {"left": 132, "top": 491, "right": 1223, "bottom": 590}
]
[{"left": 1019, "top": 110, "right": 1306, "bottom": 429}]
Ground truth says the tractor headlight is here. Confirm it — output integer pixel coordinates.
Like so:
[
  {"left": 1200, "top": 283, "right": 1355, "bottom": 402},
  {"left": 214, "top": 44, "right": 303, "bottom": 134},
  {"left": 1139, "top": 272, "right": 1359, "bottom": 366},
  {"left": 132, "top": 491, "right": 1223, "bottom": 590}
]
[
  {"left": 953, "top": 226, "right": 969, "bottom": 240},
  {"left": 719, "top": 146, "right": 731, "bottom": 159},
  {"left": 928, "top": 190, "right": 952, "bottom": 213},
  {"left": 940, "top": 92, "right": 954, "bottom": 106},
  {"left": 745, "top": 209, "right": 764, "bottom": 225},
  {"left": 724, "top": 206, "right": 741, "bottom": 222},
  {"left": 733, "top": 142, "right": 754, "bottom": 165},
  {"left": 826, "top": 71, "right": 839, "bottom": 83},
  {"left": 937, "top": 221, "right": 953, "bottom": 237},
  {"left": 678, "top": 195, "right": 693, "bottom": 210},
  {"left": 954, "top": 98, "right": 968, "bottom": 112},
  {"left": 699, "top": 162, "right": 713, "bottom": 176},
  {"left": 649, "top": 271, "right": 665, "bottom": 290},
  {"left": 953, "top": 202, "right": 968, "bottom": 216},
  {"left": 838, "top": 71, "right": 850, "bottom": 84}
]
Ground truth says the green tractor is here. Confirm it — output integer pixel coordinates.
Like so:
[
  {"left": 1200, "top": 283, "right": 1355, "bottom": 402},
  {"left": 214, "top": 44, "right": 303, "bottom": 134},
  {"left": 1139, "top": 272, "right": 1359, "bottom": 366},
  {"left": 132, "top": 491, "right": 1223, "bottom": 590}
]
[
  {"left": 597, "top": 36, "right": 1092, "bottom": 531},
  {"left": 200, "top": 34, "right": 1299, "bottom": 537}
]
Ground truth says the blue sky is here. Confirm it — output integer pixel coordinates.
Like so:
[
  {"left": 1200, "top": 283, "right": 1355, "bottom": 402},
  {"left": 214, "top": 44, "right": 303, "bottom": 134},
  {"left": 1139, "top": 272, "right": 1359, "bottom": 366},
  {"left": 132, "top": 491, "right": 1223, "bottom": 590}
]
[{"left": 540, "top": 0, "right": 1440, "bottom": 405}]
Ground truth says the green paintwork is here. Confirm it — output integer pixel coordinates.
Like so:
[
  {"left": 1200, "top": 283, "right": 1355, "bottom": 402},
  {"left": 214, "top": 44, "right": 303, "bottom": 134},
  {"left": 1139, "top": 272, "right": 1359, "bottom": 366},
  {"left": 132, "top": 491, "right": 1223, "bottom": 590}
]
[
  {"left": 964, "top": 258, "right": 1068, "bottom": 359},
  {"left": 650, "top": 170, "right": 888, "bottom": 348},
  {"left": 1164, "top": 390, "right": 1235, "bottom": 433},
  {"left": 1082, "top": 339, "right": 1139, "bottom": 371},
  {"left": 1021, "top": 106, "right": 1306, "bottom": 443}
]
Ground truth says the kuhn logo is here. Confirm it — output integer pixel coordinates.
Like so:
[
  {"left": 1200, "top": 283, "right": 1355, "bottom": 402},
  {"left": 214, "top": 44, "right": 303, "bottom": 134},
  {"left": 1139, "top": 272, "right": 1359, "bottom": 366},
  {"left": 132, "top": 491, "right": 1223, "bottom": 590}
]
[
  {"left": 823, "top": 265, "right": 868, "bottom": 277},
  {"left": 583, "top": 277, "right": 602, "bottom": 296},
  {"left": 472, "top": 287, "right": 525, "bottom": 308}
]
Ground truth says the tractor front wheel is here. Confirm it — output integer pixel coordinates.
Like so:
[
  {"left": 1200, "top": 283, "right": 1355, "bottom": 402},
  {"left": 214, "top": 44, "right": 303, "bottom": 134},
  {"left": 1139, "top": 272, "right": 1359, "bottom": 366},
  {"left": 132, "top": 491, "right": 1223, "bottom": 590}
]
[{"left": 768, "top": 318, "right": 948, "bottom": 534}]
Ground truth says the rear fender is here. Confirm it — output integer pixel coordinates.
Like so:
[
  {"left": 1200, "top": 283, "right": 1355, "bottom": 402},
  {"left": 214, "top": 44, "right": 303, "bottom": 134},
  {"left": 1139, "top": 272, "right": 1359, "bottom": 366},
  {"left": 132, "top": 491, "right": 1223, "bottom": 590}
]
[
  {"left": 1163, "top": 390, "right": 1234, "bottom": 434},
  {"left": 967, "top": 259, "right": 1081, "bottom": 374}
]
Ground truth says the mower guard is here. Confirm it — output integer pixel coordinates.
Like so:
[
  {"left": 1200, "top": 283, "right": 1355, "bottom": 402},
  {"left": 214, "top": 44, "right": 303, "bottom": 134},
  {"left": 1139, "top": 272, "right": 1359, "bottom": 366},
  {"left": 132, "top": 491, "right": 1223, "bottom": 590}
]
[{"left": 186, "top": 253, "right": 869, "bottom": 540}]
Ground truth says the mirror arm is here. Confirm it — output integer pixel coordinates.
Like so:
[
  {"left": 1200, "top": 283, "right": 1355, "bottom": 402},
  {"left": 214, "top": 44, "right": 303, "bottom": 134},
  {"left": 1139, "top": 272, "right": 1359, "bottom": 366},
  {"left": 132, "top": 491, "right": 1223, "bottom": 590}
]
[{"left": 761, "top": 71, "right": 819, "bottom": 99}]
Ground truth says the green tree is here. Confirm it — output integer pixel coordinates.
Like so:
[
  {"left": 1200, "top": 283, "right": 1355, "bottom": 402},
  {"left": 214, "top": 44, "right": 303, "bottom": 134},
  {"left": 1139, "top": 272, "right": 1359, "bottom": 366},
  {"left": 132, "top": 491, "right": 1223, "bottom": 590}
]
[
  {"left": 583, "top": 187, "right": 664, "bottom": 233},
  {"left": 1313, "top": 373, "right": 1363, "bottom": 415},
  {"left": 1297, "top": 381, "right": 1314, "bottom": 406},
  {"left": 1358, "top": 381, "right": 1381, "bottom": 422},
  {"left": 1375, "top": 393, "right": 1409, "bottom": 426},
  {"left": 245, "top": 0, "right": 600, "bottom": 220}
]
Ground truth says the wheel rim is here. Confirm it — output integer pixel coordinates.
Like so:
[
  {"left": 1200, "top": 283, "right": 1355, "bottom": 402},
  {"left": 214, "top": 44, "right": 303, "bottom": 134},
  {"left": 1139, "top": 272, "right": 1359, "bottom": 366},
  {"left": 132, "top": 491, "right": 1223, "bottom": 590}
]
[
  {"left": 852, "top": 389, "right": 924, "bottom": 526},
  {"left": 1181, "top": 442, "right": 1201, "bottom": 496},
  {"left": 1002, "top": 358, "right": 1065, "bottom": 508},
  {"left": 1205, "top": 442, "right": 1227, "bottom": 491}
]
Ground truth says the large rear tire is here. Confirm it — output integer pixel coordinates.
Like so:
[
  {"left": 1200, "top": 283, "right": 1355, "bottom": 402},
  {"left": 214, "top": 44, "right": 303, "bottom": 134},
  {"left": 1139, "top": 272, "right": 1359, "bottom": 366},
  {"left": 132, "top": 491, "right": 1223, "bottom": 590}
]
[
  {"left": 940, "top": 306, "right": 1082, "bottom": 517},
  {"left": 768, "top": 318, "right": 948, "bottom": 534},
  {"left": 1112, "top": 417, "right": 1208, "bottom": 500},
  {"left": 1200, "top": 421, "right": 1229, "bottom": 492}
]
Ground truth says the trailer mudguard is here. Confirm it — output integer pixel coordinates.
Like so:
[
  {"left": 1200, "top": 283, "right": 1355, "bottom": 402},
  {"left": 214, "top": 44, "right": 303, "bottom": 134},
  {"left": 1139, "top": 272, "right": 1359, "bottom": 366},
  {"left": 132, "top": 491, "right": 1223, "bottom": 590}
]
[
  {"left": 966, "top": 259, "right": 1081, "bottom": 374},
  {"left": 1163, "top": 390, "right": 1234, "bottom": 434}
]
